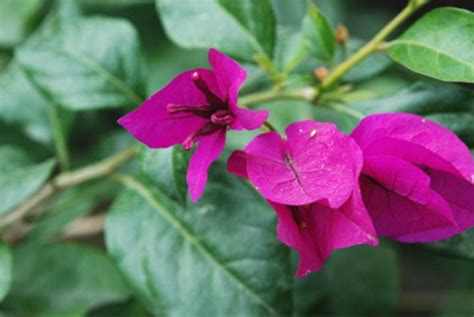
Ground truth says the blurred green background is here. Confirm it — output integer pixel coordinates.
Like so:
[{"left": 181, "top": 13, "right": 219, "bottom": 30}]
[{"left": 0, "top": 0, "right": 473, "bottom": 316}]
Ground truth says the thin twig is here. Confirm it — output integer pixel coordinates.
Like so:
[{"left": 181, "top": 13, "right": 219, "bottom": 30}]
[
  {"left": 0, "top": 145, "right": 137, "bottom": 230},
  {"left": 321, "top": 0, "right": 429, "bottom": 89},
  {"left": 60, "top": 213, "right": 106, "bottom": 239}
]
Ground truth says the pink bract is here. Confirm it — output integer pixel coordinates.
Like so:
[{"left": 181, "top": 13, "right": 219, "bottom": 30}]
[
  {"left": 118, "top": 49, "right": 268, "bottom": 202},
  {"left": 228, "top": 120, "right": 378, "bottom": 277},
  {"left": 242, "top": 120, "right": 360, "bottom": 206},
  {"left": 351, "top": 113, "right": 474, "bottom": 242}
]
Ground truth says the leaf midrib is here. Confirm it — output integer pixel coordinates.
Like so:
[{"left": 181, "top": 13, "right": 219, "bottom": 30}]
[{"left": 119, "top": 175, "right": 278, "bottom": 316}]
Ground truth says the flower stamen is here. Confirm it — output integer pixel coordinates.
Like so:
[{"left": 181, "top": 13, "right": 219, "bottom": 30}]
[
  {"left": 182, "top": 122, "right": 222, "bottom": 150},
  {"left": 191, "top": 71, "right": 226, "bottom": 109},
  {"left": 167, "top": 103, "right": 214, "bottom": 118}
]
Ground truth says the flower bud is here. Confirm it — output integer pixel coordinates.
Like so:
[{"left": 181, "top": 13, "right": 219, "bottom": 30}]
[
  {"left": 335, "top": 24, "right": 349, "bottom": 44},
  {"left": 313, "top": 67, "right": 329, "bottom": 82}
]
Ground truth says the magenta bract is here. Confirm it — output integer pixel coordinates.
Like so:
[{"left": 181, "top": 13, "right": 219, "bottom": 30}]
[
  {"left": 228, "top": 120, "right": 377, "bottom": 277},
  {"left": 118, "top": 49, "right": 268, "bottom": 202},
  {"left": 351, "top": 113, "right": 474, "bottom": 242}
]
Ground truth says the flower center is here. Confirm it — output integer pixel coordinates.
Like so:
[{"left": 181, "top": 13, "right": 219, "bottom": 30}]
[
  {"left": 211, "top": 109, "right": 234, "bottom": 126},
  {"left": 166, "top": 71, "right": 235, "bottom": 151},
  {"left": 191, "top": 71, "right": 227, "bottom": 109}
]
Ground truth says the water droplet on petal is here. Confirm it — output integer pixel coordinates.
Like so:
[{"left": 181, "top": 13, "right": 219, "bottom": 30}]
[
  {"left": 310, "top": 129, "right": 317, "bottom": 138},
  {"left": 421, "top": 118, "right": 427, "bottom": 123}
]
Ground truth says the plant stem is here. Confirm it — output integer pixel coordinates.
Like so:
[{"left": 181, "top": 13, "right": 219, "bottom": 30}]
[
  {"left": 321, "top": 0, "right": 429, "bottom": 89},
  {"left": 0, "top": 145, "right": 137, "bottom": 230},
  {"left": 60, "top": 213, "right": 106, "bottom": 239},
  {"left": 48, "top": 104, "right": 70, "bottom": 171},
  {"left": 254, "top": 52, "right": 285, "bottom": 85},
  {"left": 239, "top": 87, "right": 317, "bottom": 107}
]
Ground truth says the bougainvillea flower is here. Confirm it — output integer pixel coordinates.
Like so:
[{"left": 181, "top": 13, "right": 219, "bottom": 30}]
[
  {"left": 118, "top": 49, "right": 268, "bottom": 201},
  {"left": 228, "top": 120, "right": 378, "bottom": 277},
  {"left": 351, "top": 113, "right": 474, "bottom": 242}
]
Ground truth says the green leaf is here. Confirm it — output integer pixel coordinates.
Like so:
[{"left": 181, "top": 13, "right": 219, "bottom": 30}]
[
  {"left": 0, "top": 122, "right": 50, "bottom": 161},
  {"left": 426, "top": 229, "right": 474, "bottom": 261},
  {"left": 2, "top": 243, "right": 130, "bottom": 316},
  {"left": 0, "top": 0, "right": 43, "bottom": 47},
  {"left": 140, "top": 145, "right": 190, "bottom": 205},
  {"left": 0, "top": 146, "right": 55, "bottom": 215},
  {"left": 0, "top": 63, "right": 52, "bottom": 145},
  {"left": 387, "top": 8, "right": 474, "bottom": 83},
  {"left": 16, "top": 16, "right": 144, "bottom": 111},
  {"left": 80, "top": 0, "right": 153, "bottom": 8},
  {"left": 0, "top": 52, "right": 10, "bottom": 72},
  {"left": 87, "top": 299, "right": 148, "bottom": 317},
  {"left": 273, "top": 28, "right": 308, "bottom": 75},
  {"left": 143, "top": 40, "right": 207, "bottom": 94},
  {"left": 271, "top": 0, "right": 306, "bottom": 29},
  {"left": 294, "top": 244, "right": 400, "bottom": 315},
  {"left": 350, "top": 81, "right": 474, "bottom": 147},
  {"left": 0, "top": 241, "right": 12, "bottom": 302},
  {"left": 27, "top": 180, "right": 117, "bottom": 241},
  {"left": 302, "top": 3, "right": 335, "bottom": 62},
  {"left": 255, "top": 99, "right": 358, "bottom": 134},
  {"left": 351, "top": 81, "right": 474, "bottom": 115},
  {"left": 106, "top": 165, "right": 292, "bottom": 316},
  {"left": 155, "top": 0, "right": 276, "bottom": 61}
]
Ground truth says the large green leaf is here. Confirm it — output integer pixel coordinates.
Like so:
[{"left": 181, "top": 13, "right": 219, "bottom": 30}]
[
  {"left": 2, "top": 243, "right": 130, "bottom": 316},
  {"left": 155, "top": 0, "right": 276, "bottom": 61},
  {"left": 0, "top": 241, "right": 12, "bottom": 302},
  {"left": 294, "top": 244, "right": 400, "bottom": 315},
  {"left": 16, "top": 16, "right": 144, "bottom": 111},
  {"left": 0, "top": 63, "right": 52, "bottom": 145},
  {"left": 302, "top": 3, "right": 335, "bottom": 62},
  {"left": 106, "top": 165, "right": 292, "bottom": 316},
  {"left": 140, "top": 145, "right": 190, "bottom": 205},
  {"left": 387, "top": 8, "right": 474, "bottom": 83},
  {"left": 0, "top": 0, "right": 43, "bottom": 47},
  {"left": 144, "top": 42, "right": 207, "bottom": 94},
  {"left": 0, "top": 146, "right": 55, "bottom": 215}
]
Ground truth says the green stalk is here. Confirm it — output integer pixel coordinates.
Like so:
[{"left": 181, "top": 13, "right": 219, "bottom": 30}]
[
  {"left": 321, "top": 0, "right": 430, "bottom": 89},
  {"left": 0, "top": 146, "right": 137, "bottom": 230},
  {"left": 239, "top": 87, "right": 317, "bottom": 107}
]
